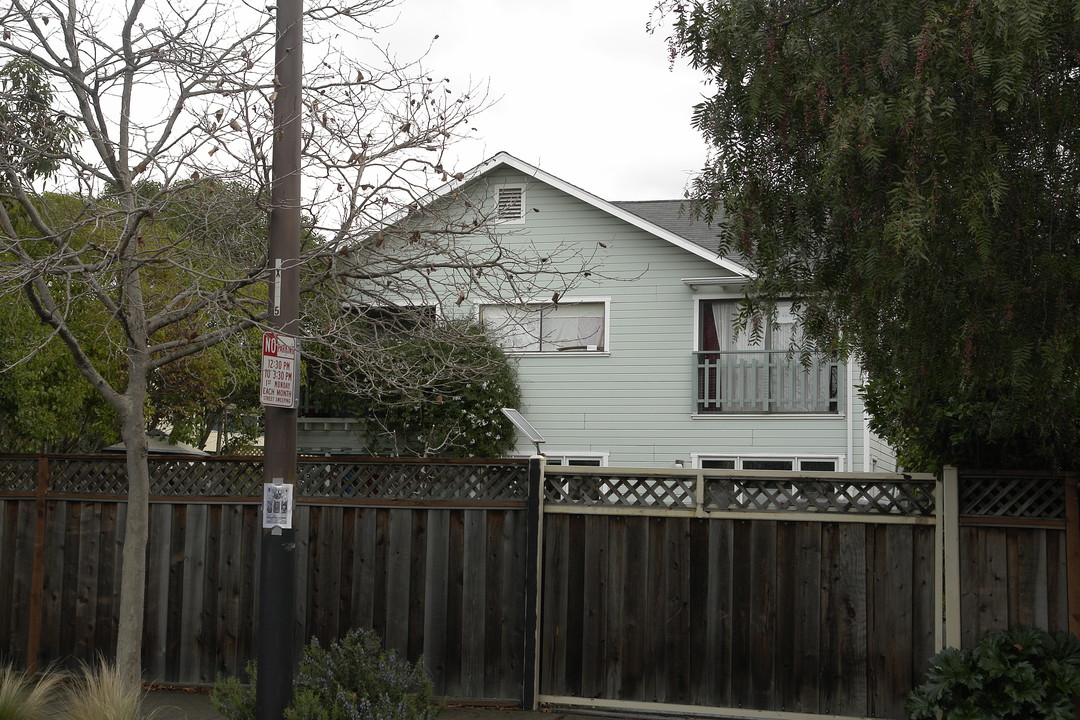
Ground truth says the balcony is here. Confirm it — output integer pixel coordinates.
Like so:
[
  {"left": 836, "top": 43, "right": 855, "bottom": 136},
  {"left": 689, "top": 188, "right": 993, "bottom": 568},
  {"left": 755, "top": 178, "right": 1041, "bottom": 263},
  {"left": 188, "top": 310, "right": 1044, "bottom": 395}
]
[{"left": 693, "top": 351, "right": 842, "bottom": 414}]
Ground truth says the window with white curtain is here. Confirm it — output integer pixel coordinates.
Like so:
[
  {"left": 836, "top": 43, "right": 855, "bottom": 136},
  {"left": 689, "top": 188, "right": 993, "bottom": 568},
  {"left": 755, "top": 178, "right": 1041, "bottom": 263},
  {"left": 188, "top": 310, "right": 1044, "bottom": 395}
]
[
  {"left": 481, "top": 300, "right": 607, "bottom": 353},
  {"left": 697, "top": 299, "right": 837, "bottom": 413}
]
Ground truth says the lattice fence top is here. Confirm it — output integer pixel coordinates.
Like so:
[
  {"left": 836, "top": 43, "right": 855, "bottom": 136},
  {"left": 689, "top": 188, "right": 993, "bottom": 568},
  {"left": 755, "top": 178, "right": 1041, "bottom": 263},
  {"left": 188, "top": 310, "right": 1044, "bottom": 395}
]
[
  {"left": 960, "top": 472, "right": 1066, "bottom": 520},
  {"left": 545, "top": 468, "right": 937, "bottom": 516},
  {"left": 0, "top": 457, "right": 37, "bottom": 492},
  {"left": 0, "top": 455, "right": 527, "bottom": 502},
  {"left": 294, "top": 460, "right": 528, "bottom": 502}
]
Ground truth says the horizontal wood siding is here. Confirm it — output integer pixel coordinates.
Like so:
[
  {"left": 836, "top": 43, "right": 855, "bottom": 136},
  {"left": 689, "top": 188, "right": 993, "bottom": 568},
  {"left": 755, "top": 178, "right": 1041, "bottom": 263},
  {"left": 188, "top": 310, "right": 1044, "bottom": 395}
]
[
  {"left": 539, "top": 513, "right": 936, "bottom": 718},
  {"left": 448, "top": 169, "right": 872, "bottom": 468}
]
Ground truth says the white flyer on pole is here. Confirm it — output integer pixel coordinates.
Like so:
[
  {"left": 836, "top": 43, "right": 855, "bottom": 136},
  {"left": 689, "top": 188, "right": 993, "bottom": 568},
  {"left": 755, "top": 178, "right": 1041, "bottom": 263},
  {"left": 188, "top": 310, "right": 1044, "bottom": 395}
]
[{"left": 262, "top": 482, "right": 294, "bottom": 529}]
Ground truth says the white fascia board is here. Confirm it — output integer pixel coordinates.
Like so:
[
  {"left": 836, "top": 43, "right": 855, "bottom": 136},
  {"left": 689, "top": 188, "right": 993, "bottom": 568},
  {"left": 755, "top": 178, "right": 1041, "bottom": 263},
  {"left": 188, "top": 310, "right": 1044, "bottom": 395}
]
[{"left": 370, "top": 151, "right": 751, "bottom": 278}]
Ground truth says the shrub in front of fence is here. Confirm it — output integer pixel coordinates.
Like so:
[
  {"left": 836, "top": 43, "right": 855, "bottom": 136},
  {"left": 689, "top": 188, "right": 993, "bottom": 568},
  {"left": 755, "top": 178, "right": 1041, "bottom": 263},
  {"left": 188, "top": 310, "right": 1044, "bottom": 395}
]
[
  {"left": 0, "top": 664, "right": 64, "bottom": 720},
  {"left": 906, "top": 625, "right": 1080, "bottom": 720},
  {"left": 212, "top": 629, "right": 438, "bottom": 720},
  {"left": 61, "top": 662, "right": 154, "bottom": 720},
  {"left": 0, "top": 661, "right": 156, "bottom": 720}
]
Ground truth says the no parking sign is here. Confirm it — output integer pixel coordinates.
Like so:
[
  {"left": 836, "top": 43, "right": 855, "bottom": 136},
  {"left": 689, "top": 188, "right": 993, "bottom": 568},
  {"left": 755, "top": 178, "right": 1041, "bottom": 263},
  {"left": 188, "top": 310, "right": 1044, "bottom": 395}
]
[{"left": 260, "top": 332, "right": 298, "bottom": 408}]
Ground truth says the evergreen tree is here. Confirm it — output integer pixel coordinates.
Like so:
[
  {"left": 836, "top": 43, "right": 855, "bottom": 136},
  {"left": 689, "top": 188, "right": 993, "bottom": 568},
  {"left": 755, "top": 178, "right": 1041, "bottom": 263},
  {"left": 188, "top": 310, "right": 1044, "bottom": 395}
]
[{"left": 661, "top": 0, "right": 1080, "bottom": 470}]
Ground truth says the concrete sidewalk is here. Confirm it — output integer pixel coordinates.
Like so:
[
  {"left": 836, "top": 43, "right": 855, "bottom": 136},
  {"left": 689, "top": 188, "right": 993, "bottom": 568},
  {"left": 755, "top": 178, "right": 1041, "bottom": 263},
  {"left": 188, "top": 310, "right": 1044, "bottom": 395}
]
[{"left": 143, "top": 688, "right": 626, "bottom": 720}]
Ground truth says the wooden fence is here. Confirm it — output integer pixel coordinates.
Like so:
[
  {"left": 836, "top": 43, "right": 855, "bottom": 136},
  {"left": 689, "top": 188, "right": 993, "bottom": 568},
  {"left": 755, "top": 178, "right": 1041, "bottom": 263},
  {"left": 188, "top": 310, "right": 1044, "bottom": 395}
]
[
  {"left": 0, "top": 455, "right": 529, "bottom": 701},
  {"left": 0, "top": 455, "right": 1077, "bottom": 720}
]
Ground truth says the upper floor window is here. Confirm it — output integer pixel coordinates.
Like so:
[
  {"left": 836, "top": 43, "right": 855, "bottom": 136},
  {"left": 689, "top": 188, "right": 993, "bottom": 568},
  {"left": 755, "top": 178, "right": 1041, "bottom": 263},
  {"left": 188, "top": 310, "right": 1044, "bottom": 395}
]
[
  {"left": 695, "top": 299, "right": 840, "bottom": 413},
  {"left": 481, "top": 299, "right": 608, "bottom": 353},
  {"left": 496, "top": 186, "right": 525, "bottom": 222}
]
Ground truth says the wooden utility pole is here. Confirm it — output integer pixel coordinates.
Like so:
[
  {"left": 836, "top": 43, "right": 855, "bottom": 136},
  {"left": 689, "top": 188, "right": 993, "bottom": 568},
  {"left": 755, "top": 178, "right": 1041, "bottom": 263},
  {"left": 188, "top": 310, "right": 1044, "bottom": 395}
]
[{"left": 257, "top": 0, "right": 302, "bottom": 718}]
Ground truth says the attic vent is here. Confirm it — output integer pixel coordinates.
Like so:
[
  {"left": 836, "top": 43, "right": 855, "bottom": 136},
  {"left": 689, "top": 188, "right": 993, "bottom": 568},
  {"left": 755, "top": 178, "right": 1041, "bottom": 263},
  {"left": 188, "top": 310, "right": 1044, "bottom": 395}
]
[{"left": 496, "top": 187, "right": 524, "bottom": 220}]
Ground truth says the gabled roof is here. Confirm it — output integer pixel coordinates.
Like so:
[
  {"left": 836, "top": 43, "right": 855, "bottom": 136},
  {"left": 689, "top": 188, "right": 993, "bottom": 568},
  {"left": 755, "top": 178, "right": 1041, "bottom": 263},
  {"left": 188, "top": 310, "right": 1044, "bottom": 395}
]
[
  {"left": 436, "top": 152, "right": 750, "bottom": 277},
  {"left": 611, "top": 200, "right": 747, "bottom": 267}
]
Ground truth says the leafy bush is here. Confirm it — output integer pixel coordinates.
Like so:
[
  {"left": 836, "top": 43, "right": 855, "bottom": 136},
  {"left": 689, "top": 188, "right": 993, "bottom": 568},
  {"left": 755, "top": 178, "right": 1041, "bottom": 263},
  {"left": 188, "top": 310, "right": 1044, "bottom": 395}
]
[
  {"left": 209, "top": 660, "right": 256, "bottom": 720},
  {"left": 213, "top": 629, "right": 437, "bottom": 720},
  {"left": 907, "top": 625, "right": 1080, "bottom": 720}
]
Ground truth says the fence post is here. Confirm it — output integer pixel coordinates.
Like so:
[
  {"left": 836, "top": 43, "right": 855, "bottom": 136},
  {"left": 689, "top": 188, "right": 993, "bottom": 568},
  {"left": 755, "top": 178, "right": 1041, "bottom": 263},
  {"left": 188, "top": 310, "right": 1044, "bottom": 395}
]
[
  {"left": 1064, "top": 473, "right": 1080, "bottom": 640},
  {"left": 940, "top": 466, "right": 962, "bottom": 650},
  {"left": 522, "top": 456, "right": 544, "bottom": 710},
  {"left": 26, "top": 455, "right": 49, "bottom": 674}
]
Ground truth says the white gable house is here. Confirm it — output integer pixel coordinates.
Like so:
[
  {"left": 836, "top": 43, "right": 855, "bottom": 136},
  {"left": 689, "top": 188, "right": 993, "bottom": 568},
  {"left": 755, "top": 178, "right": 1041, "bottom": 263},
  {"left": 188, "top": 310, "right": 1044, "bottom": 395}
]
[{"left": 299, "top": 153, "right": 895, "bottom": 472}]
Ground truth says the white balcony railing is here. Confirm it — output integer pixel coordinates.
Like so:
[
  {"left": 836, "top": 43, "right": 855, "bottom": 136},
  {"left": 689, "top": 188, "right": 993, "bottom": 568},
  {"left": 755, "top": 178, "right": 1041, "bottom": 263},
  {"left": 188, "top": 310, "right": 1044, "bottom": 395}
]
[{"left": 693, "top": 351, "right": 842, "bottom": 414}]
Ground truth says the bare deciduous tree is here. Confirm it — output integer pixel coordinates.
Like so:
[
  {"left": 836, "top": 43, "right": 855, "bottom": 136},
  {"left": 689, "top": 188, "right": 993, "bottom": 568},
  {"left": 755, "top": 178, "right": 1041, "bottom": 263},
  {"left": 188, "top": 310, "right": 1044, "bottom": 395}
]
[{"left": 0, "top": 0, "right": 598, "bottom": 682}]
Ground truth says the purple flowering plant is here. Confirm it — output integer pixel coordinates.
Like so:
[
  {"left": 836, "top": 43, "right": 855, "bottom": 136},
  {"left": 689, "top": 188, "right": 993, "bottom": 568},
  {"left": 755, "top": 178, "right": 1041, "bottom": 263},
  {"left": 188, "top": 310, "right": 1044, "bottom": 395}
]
[{"left": 212, "top": 629, "right": 438, "bottom": 720}]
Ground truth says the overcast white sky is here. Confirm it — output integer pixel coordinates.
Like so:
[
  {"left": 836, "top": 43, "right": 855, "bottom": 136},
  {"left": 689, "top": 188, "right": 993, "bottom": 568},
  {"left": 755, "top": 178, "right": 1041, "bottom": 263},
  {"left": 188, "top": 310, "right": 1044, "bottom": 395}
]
[{"left": 378, "top": 0, "right": 713, "bottom": 201}]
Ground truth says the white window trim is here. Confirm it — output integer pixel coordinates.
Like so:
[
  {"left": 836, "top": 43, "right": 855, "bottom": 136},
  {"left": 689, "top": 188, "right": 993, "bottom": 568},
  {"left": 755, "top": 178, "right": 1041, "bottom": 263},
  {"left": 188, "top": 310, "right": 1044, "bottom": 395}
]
[
  {"left": 495, "top": 185, "right": 526, "bottom": 224},
  {"left": 690, "top": 452, "right": 846, "bottom": 472},
  {"left": 512, "top": 451, "right": 609, "bottom": 467},
  {"left": 479, "top": 296, "right": 612, "bottom": 355}
]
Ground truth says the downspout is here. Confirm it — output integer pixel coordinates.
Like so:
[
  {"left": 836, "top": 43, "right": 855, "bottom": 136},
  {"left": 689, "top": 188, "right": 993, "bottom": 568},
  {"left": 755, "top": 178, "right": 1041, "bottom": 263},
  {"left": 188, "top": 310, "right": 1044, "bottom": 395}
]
[
  {"left": 846, "top": 358, "right": 855, "bottom": 472},
  {"left": 863, "top": 402, "right": 873, "bottom": 472}
]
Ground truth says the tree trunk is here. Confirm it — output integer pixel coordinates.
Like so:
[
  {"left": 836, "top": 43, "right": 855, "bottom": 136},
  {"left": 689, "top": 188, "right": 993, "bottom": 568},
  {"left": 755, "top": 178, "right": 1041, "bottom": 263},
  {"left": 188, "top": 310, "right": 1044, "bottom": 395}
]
[{"left": 114, "top": 390, "right": 150, "bottom": 686}]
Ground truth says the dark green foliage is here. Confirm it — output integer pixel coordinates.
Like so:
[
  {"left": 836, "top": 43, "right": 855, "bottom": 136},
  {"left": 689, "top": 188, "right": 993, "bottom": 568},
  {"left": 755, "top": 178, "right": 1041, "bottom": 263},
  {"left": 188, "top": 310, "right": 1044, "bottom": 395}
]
[
  {"left": 306, "top": 321, "right": 521, "bottom": 458},
  {"left": 211, "top": 629, "right": 438, "bottom": 720},
  {"left": 0, "top": 58, "right": 78, "bottom": 184},
  {"left": 907, "top": 626, "right": 1080, "bottom": 720},
  {"left": 210, "top": 661, "right": 256, "bottom": 720},
  {"left": 663, "top": 0, "right": 1080, "bottom": 470}
]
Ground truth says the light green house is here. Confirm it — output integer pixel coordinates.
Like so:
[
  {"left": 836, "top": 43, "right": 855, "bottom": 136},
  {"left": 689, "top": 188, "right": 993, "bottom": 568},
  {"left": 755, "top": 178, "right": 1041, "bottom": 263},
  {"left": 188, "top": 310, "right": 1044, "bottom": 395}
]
[{"left": 299, "top": 152, "right": 895, "bottom": 472}]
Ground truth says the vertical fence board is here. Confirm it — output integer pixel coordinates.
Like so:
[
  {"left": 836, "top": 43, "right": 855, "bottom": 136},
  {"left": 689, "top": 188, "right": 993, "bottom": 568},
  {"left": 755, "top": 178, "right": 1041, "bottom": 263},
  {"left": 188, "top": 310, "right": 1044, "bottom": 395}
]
[
  {"left": 562, "top": 515, "right": 585, "bottom": 698},
  {"left": 40, "top": 501, "right": 66, "bottom": 667},
  {"left": 407, "top": 510, "right": 428, "bottom": 665},
  {"left": 442, "top": 509, "right": 465, "bottom": 696},
  {"left": 619, "top": 516, "right": 648, "bottom": 701},
  {"left": 93, "top": 503, "right": 119, "bottom": 657},
  {"left": 0, "top": 501, "right": 22, "bottom": 663},
  {"left": 462, "top": 510, "right": 487, "bottom": 699},
  {"left": 603, "top": 517, "right": 625, "bottom": 699},
  {"left": 292, "top": 505, "right": 312, "bottom": 648},
  {"left": 539, "top": 513, "right": 565, "bottom": 697},
  {"left": 730, "top": 519, "right": 753, "bottom": 710},
  {"left": 179, "top": 505, "right": 206, "bottom": 681},
  {"left": 75, "top": 503, "right": 101, "bottom": 660},
  {"left": 482, "top": 510, "right": 505, "bottom": 697},
  {"left": 687, "top": 519, "right": 711, "bottom": 707},
  {"left": 663, "top": 518, "right": 691, "bottom": 704},
  {"left": 793, "top": 521, "right": 823, "bottom": 714},
  {"left": 165, "top": 504, "right": 188, "bottom": 682},
  {"left": 773, "top": 521, "right": 798, "bottom": 712},
  {"left": 749, "top": 520, "right": 777, "bottom": 709},
  {"left": 643, "top": 517, "right": 664, "bottom": 703},
  {"left": 423, "top": 509, "right": 449, "bottom": 693},
  {"left": 352, "top": 507, "right": 376, "bottom": 632},
  {"left": 1045, "top": 528, "right": 1068, "bottom": 634},
  {"left": 580, "top": 514, "right": 606, "bottom": 700},
  {"left": 199, "top": 504, "right": 223, "bottom": 681},
  {"left": 499, "top": 509, "right": 525, "bottom": 701},
  {"left": 59, "top": 502, "right": 81, "bottom": 665},
  {"left": 711, "top": 518, "right": 735, "bottom": 708},
  {"left": 385, "top": 509, "right": 412, "bottom": 656}
]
